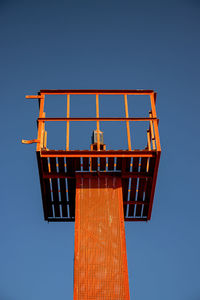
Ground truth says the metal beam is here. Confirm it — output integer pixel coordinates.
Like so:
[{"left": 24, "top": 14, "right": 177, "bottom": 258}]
[
  {"left": 38, "top": 117, "right": 158, "bottom": 122},
  {"left": 40, "top": 89, "right": 154, "bottom": 95},
  {"left": 40, "top": 150, "right": 156, "bottom": 158},
  {"left": 42, "top": 171, "right": 152, "bottom": 179}
]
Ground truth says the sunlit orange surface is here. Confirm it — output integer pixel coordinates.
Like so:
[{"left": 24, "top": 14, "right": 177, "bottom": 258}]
[{"left": 74, "top": 176, "right": 130, "bottom": 300}]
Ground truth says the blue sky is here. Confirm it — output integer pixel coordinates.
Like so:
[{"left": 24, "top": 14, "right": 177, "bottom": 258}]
[{"left": 0, "top": 0, "right": 200, "bottom": 299}]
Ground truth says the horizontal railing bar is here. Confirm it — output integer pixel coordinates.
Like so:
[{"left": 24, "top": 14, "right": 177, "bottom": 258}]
[
  {"left": 124, "top": 218, "right": 148, "bottom": 222},
  {"left": 47, "top": 218, "right": 75, "bottom": 222},
  {"left": 40, "top": 89, "right": 154, "bottom": 95},
  {"left": 47, "top": 217, "right": 147, "bottom": 222},
  {"left": 51, "top": 201, "right": 70, "bottom": 205},
  {"left": 124, "top": 201, "right": 149, "bottom": 205},
  {"left": 40, "top": 149, "right": 156, "bottom": 158},
  {"left": 38, "top": 117, "right": 158, "bottom": 122},
  {"left": 43, "top": 171, "right": 152, "bottom": 179},
  {"left": 50, "top": 201, "right": 148, "bottom": 205},
  {"left": 50, "top": 200, "right": 148, "bottom": 205}
]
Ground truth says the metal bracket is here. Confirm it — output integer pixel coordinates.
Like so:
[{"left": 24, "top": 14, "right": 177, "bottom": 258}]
[
  {"left": 25, "top": 95, "right": 42, "bottom": 99},
  {"left": 22, "top": 139, "right": 40, "bottom": 144}
]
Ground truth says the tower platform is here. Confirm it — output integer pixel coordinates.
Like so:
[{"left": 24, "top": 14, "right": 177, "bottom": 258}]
[{"left": 23, "top": 89, "right": 160, "bottom": 222}]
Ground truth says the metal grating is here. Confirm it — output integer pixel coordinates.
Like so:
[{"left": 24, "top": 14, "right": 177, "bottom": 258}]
[{"left": 74, "top": 176, "right": 130, "bottom": 300}]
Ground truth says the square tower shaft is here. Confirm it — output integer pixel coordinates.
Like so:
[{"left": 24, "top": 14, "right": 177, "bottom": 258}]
[{"left": 74, "top": 175, "right": 130, "bottom": 299}]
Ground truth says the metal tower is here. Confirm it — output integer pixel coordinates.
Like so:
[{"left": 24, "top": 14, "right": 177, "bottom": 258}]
[{"left": 23, "top": 89, "right": 161, "bottom": 299}]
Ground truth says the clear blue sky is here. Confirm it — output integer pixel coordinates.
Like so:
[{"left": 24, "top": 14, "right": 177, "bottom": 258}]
[{"left": 1, "top": 0, "right": 200, "bottom": 299}]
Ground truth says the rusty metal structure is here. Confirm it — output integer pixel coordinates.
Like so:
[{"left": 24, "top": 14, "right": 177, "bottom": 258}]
[{"left": 23, "top": 89, "right": 161, "bottom": 299}]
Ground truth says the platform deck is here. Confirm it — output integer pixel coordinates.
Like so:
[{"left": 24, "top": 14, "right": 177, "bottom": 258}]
[{"left": 37, "top": 149, "right": 160, "bottom": 222}]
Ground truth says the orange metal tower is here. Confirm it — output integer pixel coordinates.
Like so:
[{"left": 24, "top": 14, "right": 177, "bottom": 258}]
[{"left": 23, "top": 90, "right": 161, "bottom": 299}]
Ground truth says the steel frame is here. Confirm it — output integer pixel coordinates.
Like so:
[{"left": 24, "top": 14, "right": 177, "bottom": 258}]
[
  {"left": 24, "top": 89, "right": 160, "bottom": 153},
  {"left": 23, "top": 89, "right": 161, "bottom": 222}
]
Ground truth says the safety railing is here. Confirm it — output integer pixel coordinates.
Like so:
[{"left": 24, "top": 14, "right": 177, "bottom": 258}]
[{"left": 22, "top": 90, "right": 161, "bottom": 153}]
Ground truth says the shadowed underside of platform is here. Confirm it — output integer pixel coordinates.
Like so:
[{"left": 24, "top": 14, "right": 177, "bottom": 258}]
[{"left": 37, "top": 149, "right": 160, "bottom": 222}]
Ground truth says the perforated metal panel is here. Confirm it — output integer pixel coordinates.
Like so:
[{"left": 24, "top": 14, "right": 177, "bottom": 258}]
[{"left": 74, "top": 175, "right": 130, "bottom": 300}]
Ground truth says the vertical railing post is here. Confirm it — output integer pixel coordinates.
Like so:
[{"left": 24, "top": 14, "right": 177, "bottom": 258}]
[
  {"left": 37, "top": 93, "right": 45, "bottom": 151},
  {"left": 41, "top": 112, "right": 46, "bottom": 149},
  {"left": 44, "top": 128, "right": 47, "bottom": 149},
  {"left": 146, "top": 128, "right": 152, "bottom": 172},
  {"left": 124, "top": 94, "right": 132, "bottom": 151},
  {"left": 66, "top": 94, "right": 70, "bottom": 150},
  {"left": 149, "top": 111, "right": 156, "bottom": 150},
  {"left": 147, "top": 129, "right": 151, "bottom": 151},
  {"left": 150, "top": 93, "right": 161, "bottom": 151},
  {"left": 96, "top": 94, "right": 100, "bottom": 151}
]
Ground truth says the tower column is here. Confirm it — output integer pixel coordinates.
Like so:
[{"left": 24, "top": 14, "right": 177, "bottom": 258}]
[{"left": 74, "top": 175, "right": 130, "bottom": 300}]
